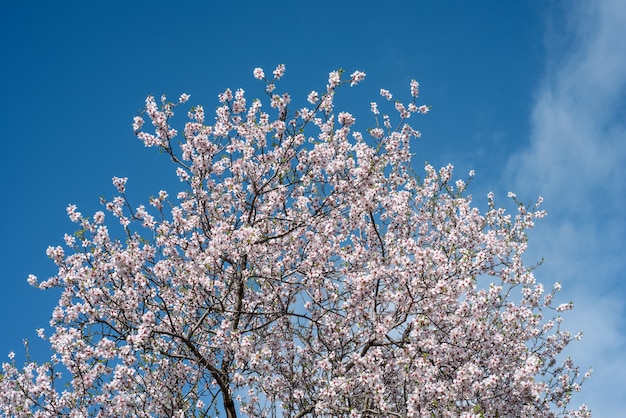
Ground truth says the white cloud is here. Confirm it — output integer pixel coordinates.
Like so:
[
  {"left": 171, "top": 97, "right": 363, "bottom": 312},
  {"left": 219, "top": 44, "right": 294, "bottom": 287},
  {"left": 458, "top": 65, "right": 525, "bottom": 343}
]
[{"left": 506, "top": 1, "right": 626, "bottom": 416}]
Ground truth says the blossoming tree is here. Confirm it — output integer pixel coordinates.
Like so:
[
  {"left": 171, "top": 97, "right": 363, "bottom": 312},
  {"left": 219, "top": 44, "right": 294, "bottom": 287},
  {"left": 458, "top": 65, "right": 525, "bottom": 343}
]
[{"left": 1, "top": 66, "right": 590, "bottom": 417}]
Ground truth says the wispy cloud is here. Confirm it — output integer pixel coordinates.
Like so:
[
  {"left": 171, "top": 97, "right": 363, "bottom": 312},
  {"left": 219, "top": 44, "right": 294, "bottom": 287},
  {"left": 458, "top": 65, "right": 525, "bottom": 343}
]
[{"left": 506, "top": 1, "right": 626, "bottom": 416}]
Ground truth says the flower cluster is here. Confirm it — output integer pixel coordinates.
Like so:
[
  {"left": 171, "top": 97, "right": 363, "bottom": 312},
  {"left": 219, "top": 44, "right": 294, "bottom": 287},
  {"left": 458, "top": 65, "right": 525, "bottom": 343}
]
[{"left": 1, "top": 67, "right": 589, "bottom": 417}]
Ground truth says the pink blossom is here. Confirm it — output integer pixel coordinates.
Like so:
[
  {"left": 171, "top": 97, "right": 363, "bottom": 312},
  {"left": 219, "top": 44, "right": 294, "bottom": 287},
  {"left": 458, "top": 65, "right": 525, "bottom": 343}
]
[
  {"left": 410, "top": 79, "right": 419, "bottom": 97},
  {"left": 112, "top": 176, "right": 128, "bottom": 193},
  {"left": 380, "top": 88, "right": 393, "bottom": 100},
  {"left": 253, "top": 67, "right": 265, "bottom": 79},
  {"left": 307, "top": 91, "right": 319, "bottom": 104},
  {"left": 350, "top": 70, "right": 366, "bottom": 86},
  {"left": 370, "top": 102, "right": 379, "bottom": 115},
  {"left": 66, "top": 204, "right": 81, "bottom": 222},
  {"left": 328, "top": 70, "right": 341, "bottom": 89},
  {"left": 2, "top": 65, "right": 587, "bottom": 418},
  {"left": 272, "top": 63, "right": 285, "bottom": 79},
  {"left": 132, "top": 116, "right": 144, "bottom": 132},
  {"left": 27, "top": 274, "right": 38, "bottom": 286},
  {"left": 337, "top": 111, "right": 355, "bottom": 127}
]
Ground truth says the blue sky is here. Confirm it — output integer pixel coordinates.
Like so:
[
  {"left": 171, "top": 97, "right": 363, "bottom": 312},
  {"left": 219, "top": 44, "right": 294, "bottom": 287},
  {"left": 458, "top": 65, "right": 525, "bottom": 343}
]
[{"left": 1, "top": 1, "right": 624, "bottom": 416}]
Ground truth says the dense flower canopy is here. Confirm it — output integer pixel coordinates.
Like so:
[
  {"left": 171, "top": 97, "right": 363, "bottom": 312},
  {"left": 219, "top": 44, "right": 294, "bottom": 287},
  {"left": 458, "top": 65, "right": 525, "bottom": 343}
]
[{"left": 1, "top": 66, "right": 589, "bottom": 417}]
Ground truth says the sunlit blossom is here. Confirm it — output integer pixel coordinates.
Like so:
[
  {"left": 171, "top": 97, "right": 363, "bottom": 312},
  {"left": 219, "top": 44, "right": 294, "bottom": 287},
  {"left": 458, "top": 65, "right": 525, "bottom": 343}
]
[
  {"left": 253, "top": 67, "right": 264, "bottom": 80},
  {"left": 1, "top": 65, "right": 587, "bottom": 418}
]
